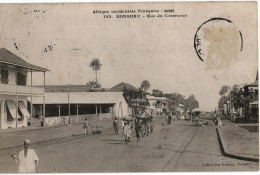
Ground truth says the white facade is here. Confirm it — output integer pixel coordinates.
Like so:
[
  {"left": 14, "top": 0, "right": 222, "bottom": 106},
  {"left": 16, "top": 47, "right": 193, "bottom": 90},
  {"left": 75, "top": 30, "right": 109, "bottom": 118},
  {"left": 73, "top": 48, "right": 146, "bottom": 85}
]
[
  {"left": 0, "top": 48, "right": 47, "bottom": 129},
  {"left": 0, "top": 94, "right": 28, "bottom": 129},
  {"left": 30, "top": 92, "right": 130, "bottom": 119}
]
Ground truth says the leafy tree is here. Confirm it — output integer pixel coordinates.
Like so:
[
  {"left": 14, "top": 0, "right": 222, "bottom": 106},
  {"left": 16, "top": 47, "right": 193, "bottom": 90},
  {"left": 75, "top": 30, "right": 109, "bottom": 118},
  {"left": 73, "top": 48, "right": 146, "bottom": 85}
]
[
  {"left": 140, "top": 80, "right": 150, "bottom": 92},
  {"left": 185, "top": 95, "right": 199, "bottom": 112},
  {"left": 152, "top": 89, "right": 164, "bottom": 97},
  {"left": 219, "top": 85, "right": 230, "bottom": 96},
  {"left": 230, "top": 84, "right": 244, "bottom": 109},
  {"left": 165, "top": 93, "right": 185, "bottom": 105},
  {"left": 89, "top": 58, "right": 102, "bottom": 85}
]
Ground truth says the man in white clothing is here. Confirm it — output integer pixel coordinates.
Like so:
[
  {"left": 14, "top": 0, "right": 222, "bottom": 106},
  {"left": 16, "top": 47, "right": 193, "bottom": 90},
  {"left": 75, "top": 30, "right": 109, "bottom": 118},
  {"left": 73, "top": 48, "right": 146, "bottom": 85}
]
[{"left": 12, "top": 139, "right": 39, "bottom": 173}]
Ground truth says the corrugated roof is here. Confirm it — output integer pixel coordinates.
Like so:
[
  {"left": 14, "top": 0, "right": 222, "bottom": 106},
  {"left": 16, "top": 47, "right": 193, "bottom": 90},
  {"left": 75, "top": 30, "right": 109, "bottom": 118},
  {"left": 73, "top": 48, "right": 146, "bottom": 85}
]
[
  {"left": 108, "top": 82, "right": 139, "bottom": 92},
  {"left": 31, "top": 92, "right": 126, "bottom": 104},
  {"left": 36, "top": 85, "right": 94, "bottom": 92},
  {"left": 0, "top": 48, "right": 48, "bottom": 71}
]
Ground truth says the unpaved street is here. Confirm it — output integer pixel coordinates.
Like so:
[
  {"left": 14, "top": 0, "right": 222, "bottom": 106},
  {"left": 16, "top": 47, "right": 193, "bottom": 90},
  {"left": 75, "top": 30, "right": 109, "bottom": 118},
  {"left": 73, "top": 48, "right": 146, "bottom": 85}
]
[{"left": 0, "top": 116, "right": 258, "bottom": 172}]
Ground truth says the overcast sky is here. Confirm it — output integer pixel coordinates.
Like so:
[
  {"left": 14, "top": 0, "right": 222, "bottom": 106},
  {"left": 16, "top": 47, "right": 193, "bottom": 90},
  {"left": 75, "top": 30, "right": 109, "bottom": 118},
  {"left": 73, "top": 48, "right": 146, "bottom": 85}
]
[{"left": 0, "top": 2, "right": 257, "bottom": 111}]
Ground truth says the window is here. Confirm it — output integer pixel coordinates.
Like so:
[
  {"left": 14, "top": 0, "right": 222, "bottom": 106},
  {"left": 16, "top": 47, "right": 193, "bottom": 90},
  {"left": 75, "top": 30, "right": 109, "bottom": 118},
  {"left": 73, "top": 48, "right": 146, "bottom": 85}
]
[
  {"left": 1, "top": 69, "right": 9, "bottom": 84},
  {"left": 17, "top": 72, "right": 27, "bottom": 86}
]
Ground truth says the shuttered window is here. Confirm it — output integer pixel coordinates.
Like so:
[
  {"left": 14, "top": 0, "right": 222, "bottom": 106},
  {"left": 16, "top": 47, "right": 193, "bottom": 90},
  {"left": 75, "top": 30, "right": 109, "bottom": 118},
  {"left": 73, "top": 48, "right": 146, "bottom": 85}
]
[{"left": 1, "top": 69, "right": 9, "bottom": 84}]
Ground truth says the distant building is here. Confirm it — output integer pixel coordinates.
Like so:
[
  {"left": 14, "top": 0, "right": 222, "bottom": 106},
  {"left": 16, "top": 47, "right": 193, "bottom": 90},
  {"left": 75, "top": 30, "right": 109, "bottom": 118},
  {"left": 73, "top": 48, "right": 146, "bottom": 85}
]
[
  {"left": 107, "top": 82, "right": 145, "bottom": 115},
  {"left": 0, "top": 48, "right": 48, "bottom": 129},
  {"left": 146, "top": 95, "right": 168, "bottom": 115},
  {"left": 244, "top": 80, "right": 258, "bottom": 121}
]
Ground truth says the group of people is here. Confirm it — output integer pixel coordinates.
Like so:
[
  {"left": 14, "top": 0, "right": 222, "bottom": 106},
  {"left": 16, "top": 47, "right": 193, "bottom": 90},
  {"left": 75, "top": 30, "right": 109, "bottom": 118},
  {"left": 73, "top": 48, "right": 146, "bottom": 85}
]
[
  {"left": 113, "top": 117, "right": 132, "bottom": 143},
  {"left": 134, "top": 114, "right": 154, "bottom": 142},
  {"left": 112, "top": 114, "right": 154, "bottom": 143},
  {"left": 213, "top": 112, "right": 223, "bottom": 126}
]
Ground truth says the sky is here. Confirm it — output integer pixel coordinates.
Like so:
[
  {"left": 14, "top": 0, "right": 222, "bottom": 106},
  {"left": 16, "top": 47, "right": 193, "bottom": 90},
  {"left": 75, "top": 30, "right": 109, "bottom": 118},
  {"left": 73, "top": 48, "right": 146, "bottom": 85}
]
[{"left": 0, "top": 2, "right": 258, "bottom": 111}]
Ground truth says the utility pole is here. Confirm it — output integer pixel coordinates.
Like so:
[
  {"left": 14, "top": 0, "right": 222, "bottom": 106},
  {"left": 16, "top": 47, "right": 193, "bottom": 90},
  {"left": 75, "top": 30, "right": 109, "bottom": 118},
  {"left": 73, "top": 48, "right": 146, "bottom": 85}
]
[
  {"left": 16, "top": 67, "right": 18, "bottom": 130},
  {"left": 68, "top": 84, "right": 71, "bottom": 126}
]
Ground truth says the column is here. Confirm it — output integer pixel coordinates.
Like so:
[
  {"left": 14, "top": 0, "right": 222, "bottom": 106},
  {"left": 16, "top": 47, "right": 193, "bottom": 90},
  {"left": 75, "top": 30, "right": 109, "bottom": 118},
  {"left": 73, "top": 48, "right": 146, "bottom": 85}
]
[
  {"left": 16, "top": 68, "right": 18, "bottom": 130},
  {"left": 95, "top": 105, "right": 97, "bottom": 114},
  {"left": 76, "top": 105, "right": 79, "bottom": 116},
  {"left": 43, "top": 72, "right": 46, "bottom": 127},
  {"left": 0, "top": 100, "right": 3, "bottom": 129},
  {"left": 100, "top": 105, "right": 102, "bottom": 114},
  {"left": 30, "top": 69, "right": 33, "bottom": 119},
  {"left": 58, "top": 105, "right": 61, "bottom": 116}
]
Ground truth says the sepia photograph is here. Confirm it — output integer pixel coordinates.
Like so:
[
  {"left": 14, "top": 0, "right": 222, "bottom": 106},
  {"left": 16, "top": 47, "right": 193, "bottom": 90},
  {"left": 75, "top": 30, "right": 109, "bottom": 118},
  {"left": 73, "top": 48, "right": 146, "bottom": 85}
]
[{"left": 0, "top": 1, "right": 258, "bottom": 173}]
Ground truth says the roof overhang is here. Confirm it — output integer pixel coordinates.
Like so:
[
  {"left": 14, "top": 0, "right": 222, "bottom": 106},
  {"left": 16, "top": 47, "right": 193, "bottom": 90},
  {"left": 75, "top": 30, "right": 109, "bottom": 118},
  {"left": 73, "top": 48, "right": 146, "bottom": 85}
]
[{"left": 0, "top": 60, "right": 49, "bottom": 72}]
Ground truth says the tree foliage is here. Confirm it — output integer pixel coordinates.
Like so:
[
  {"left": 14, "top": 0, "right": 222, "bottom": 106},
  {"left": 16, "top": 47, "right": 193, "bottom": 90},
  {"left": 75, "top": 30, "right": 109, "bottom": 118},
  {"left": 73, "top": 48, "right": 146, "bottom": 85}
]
[
  {"left": 140, "top": 80, "right": 150, "bottom": 92},
  {"left": 165, "top": 93, "right": 185, "bottom": 105},
  {"left": 89, "top": 58, "right": 102, "bottom": 84},
  {"left": 87, "top": 81, "right": 101, "bottom": 88},
  {"left": 184, "top": 95, "right": 199, "bottom": 112},
  {"left": 219, "top": 85, "right": 230, "bottom": 96},
  {"left": 152, "top": 89, "right": 164, "bottom": 97}
]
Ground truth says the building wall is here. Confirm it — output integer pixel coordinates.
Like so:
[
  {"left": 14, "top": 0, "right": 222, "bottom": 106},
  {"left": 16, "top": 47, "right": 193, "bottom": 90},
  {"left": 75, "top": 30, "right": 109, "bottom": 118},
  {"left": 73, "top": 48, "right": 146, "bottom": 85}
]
[
  {"left": 44, "top": 114, "right": 111, "bottom": 127},
  {"left": 0, "top": 94, "right": 28, "bottom": 129},
  {"left": 0, "top": 66, "right": 28, "bottom": 85},
  {"left": 114, "top": 96, "right": 130, "bottom": 118}
]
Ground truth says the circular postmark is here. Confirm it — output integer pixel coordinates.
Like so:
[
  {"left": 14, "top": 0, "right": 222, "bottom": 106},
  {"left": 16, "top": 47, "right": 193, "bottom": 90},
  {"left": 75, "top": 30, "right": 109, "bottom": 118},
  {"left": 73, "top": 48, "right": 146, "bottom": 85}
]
[{"left": 194, "top": 18, "right": 243, "bottom": 69}]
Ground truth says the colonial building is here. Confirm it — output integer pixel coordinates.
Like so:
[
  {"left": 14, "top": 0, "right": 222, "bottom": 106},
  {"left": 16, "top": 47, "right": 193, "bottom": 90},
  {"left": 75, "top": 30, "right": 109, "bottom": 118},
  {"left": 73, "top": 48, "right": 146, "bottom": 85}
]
[
  {"left": 30, "top": 88, "right": 130, "bottom": 120},
  {"left": 146, "top": 95, "right": 168, "bottom": 115},
  {"left": 107, "top": 82, "right": 145, "bottom": 115},
  {"left": 244, "top": 80, "right": 258, "bottom": 122},
  {"left": 0, "top": 48, "right": 48, "bottom": 129}
]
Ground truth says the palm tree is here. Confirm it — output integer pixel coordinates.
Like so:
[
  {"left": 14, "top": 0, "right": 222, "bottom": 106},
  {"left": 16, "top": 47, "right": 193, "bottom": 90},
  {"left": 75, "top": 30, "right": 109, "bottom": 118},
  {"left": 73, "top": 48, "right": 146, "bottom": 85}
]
[
  {"left": 87, "top": 81, "right": 101, "bottom": 88},
  {"left": 89, "top": 58, "right": 102, "bottom": 85},
  {"left": 140, "top": 80, "right": 151, "bottom": 111}
]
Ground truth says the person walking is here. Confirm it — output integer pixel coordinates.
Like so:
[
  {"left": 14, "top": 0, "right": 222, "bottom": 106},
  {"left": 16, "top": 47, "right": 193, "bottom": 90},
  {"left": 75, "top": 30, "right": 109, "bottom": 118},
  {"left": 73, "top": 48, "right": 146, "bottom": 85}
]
[
  {"left": 217, "top": 115, "right": 223, "bottom": 126},
  {"left": 12, "top": 140, "right": 39, "bottom": 173},
  {"left": 167, "top": 113, "right": 172, "bottom": 125},
  {"left": 113, "top": 117, "right": 119, "bottom": 135},
  {"left": 134, "top": 116, "right": 141, "bottom": 142},
  {"left": 83, "top": 118, "right": 92, "bottom": 135},
  {"left": 123, "top": 120, "right": 131, "bottom": 143},
  {"left": 141, "top": 116, "right": 147, "bottom": 137}
]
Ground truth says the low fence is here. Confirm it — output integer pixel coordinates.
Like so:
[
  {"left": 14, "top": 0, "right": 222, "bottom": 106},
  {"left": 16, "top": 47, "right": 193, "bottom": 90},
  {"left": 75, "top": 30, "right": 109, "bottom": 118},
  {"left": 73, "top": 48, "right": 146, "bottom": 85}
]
[{"left": 44, "top": 113, "right": 112, "bottom": 127}]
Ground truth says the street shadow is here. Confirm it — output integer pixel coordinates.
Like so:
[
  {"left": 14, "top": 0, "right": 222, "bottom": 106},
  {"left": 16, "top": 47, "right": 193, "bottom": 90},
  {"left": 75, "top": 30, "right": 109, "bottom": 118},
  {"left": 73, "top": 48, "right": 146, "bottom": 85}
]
[
  {"left": 107, "top": 142, "right": 127, "bottom": 145},
  {"left": 101, "top": 139, "right": 123, "bottom": 142},
  {"left": 240, "top": 126, "right": 259, "bottom": 132},
  {"left": 177, "top": 124, "right": 195, "bottom": 126}
]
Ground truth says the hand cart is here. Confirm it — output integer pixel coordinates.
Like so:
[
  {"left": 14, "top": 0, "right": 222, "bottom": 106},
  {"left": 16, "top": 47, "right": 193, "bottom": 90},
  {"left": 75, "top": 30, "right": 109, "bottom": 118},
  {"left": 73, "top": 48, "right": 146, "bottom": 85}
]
[{"left": 91, "top": 125, "right": 103, "bottom": 135}]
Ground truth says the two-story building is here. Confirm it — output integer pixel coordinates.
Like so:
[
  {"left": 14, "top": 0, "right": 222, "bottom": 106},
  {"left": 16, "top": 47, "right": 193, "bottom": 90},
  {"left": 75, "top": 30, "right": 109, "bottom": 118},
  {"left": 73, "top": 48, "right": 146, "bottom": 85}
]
[
  {"left": 244, "top": 80, "right": 258, "bottom": 122},
  {"left": 146, "top": 95, "right": 172, "bottom": 115},
  {"left": 0, "top": 48, "right": 48, "bottom": 129},
  {"left": 107, "top": 82, "right": 145, "bottom": 115}
]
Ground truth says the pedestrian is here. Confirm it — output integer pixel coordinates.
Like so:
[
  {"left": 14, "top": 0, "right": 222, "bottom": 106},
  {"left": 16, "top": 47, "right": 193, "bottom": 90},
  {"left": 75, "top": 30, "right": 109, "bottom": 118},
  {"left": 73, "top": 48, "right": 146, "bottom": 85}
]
[
  {"left": 141, "top": 116, "right": 147, "bottom": 137},
  {"left": 113, "top": 117, "right": 119, "bottom": 134},
  {"left": 83, "top": 118, "right": 92, "bottom": 135},
  {"left": 172, "top": 113, "right": 177, "bottom": 121},
  {"left": 123, "top": 120, "right": 131, "bottom": 143},
  {"left": 167, "top": 113, "right": 172, "bottom": 125},
  {"left": 121, "top": 119, "right": 125, "bottom": 132},
  {"left": 12, "top": 140, "right": 39, "bottom": 173},
  {"left": 150, "top": 115, "right": 154, "bottom": 133},
  {"left": 146, "top": 116, "right": 150, "bottom": 136},
  {"left": 217, "top": 116, "right": 223, "bottom": 126},
  {"left": 134, "top": 116, "right": 141, "bottom": 142}
]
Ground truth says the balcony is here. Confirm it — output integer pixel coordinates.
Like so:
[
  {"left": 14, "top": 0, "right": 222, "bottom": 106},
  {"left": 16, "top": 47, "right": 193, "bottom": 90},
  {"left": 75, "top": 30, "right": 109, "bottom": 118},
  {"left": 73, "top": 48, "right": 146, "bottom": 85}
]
[{"left": 0, "top": 84, "right": 44, "bottom": 96}]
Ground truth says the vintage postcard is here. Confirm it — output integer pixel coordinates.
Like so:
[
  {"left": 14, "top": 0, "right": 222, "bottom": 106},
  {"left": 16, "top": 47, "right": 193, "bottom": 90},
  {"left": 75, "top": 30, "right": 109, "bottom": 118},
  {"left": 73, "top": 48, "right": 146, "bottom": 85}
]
[{"left": 0, "top": 1, "right": 258, "bottom": 173}]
